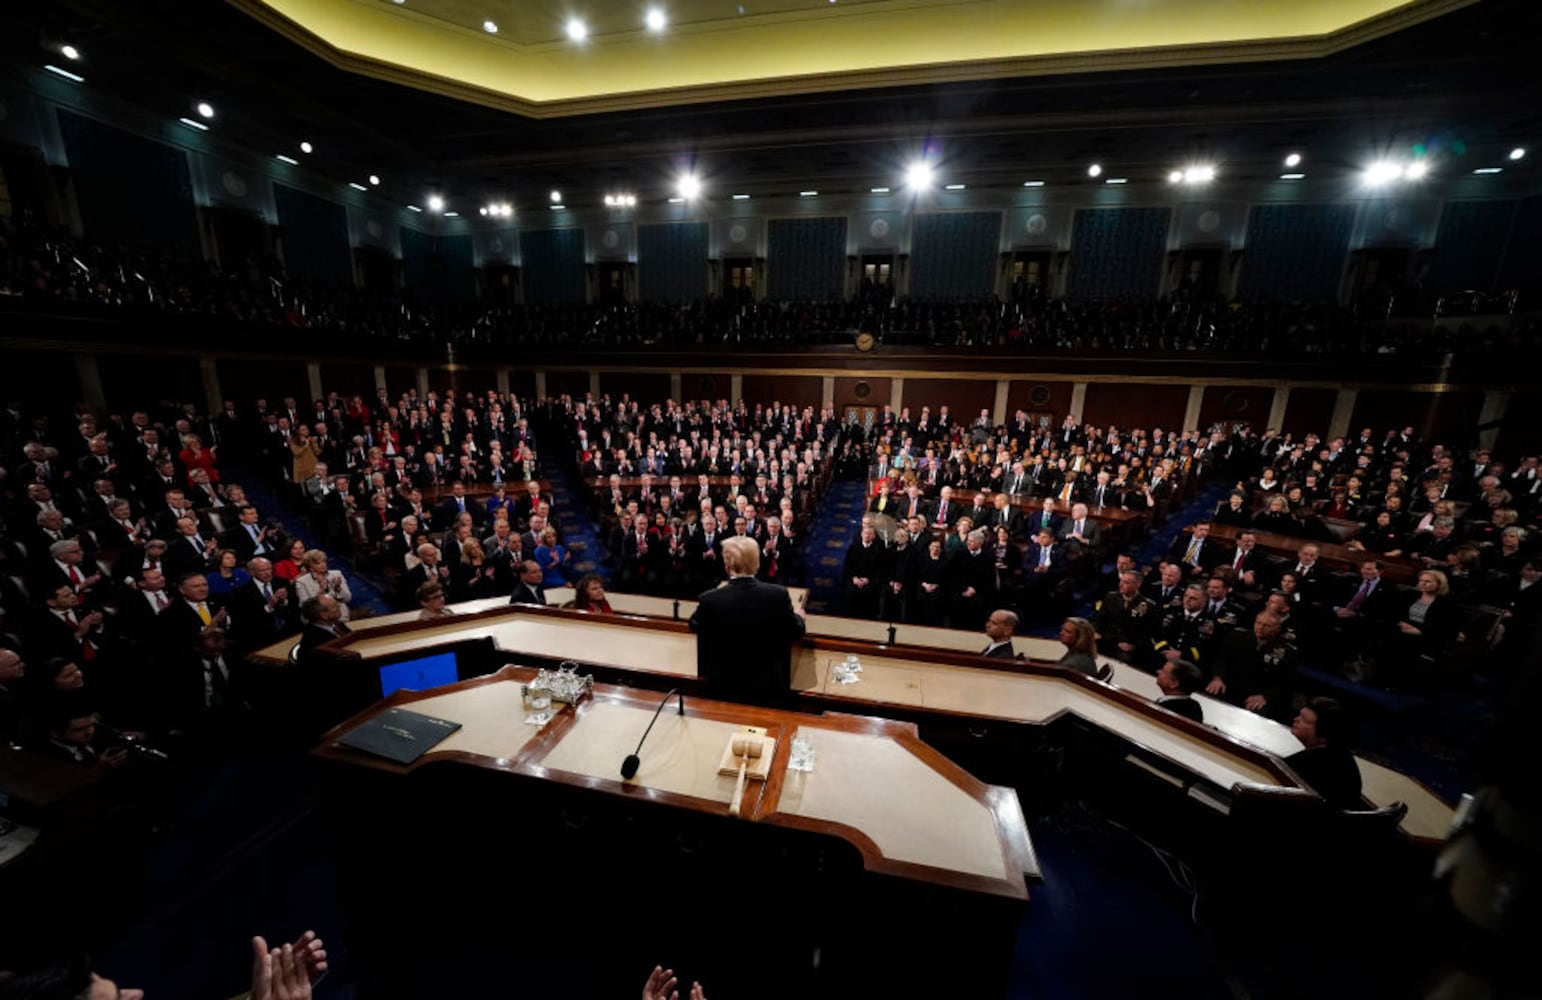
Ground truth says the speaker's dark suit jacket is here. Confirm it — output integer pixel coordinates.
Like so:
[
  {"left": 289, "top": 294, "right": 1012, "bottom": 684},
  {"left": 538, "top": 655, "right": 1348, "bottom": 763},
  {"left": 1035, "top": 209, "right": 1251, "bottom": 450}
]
[{"left": 689, "top": 577, "right": 805, "bottom": 709}]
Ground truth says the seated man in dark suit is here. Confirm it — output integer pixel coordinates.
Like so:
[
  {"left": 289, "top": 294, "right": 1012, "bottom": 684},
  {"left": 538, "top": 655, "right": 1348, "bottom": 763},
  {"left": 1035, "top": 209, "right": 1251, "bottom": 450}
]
[
  {"left": 688, "top": 536, "right": 806, "bottom": 709},
  {"left": 1285, "top": 697, "right": 1363, "bottom": 809},
  {"left": 1168, "top": 521, "right": 1222, "bottom": 580},
  {"left": 1025, "top": 497, "right": 1062, "bottom": 538},
  {"left": 297, "top": 594, "right": 352, "bottom": 656},
  {"left": 979, "top": 609, "right": 1018, "bottom": 658},
  {"left": 509, "top": 559, "right": 548, "bottom": 606},
  {"left": 1154, "top": 658, "right": 1204, "bottom": 723},
  {"left": 436, "top": 481, "right": 486, "bottom": 529}
]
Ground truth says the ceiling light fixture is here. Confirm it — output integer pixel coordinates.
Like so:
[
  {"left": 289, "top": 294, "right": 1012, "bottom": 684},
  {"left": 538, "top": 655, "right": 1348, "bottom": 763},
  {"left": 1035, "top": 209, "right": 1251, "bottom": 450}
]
[
  {"left": 1509, "top": 147, "right": 1527, "bottom": 161},
  {"left": 196, "top": 101, "right": 215, "bottom": 119},
  {"left": 427, "top": 194, "right": 445, "bottom": 212},
  {"left": 483, "top": 20, "right": 498, "bottom": 33},
  {"left": 1105, "top": 177, "right": 1128, "bottom": 184},
  {"left": 944, "top": 183, "right": 966, "bottom": 190},
  {"left": 549, "top": 190, "right": 562, "bottom": 203},
  {"left": 870, "top": 186, "right": 891, "bottom": 194},
  {"left": 1472, "top": 167, "right": 1503, "bottom": 175},
  {"left": 60, "top": 44, "right": 80, "bottom": 61},
  {"left": 1022, "top": 180, "right": 1044, "bottom": 187},
  {"left": 799, "top": 190, "right": 818, "bottom": 197},
  {"left": 300, "top": 141, "right": 313, "bottom": 154},
  {"left": 1183, "top": 165, "right": 1216, "bottom": 184},
  {"left": 677, "top": 174, "right": 701, "bottom": 199},
  {"left": 1087, "top": 163, "right": 1103, "bottom": 178},
  {"left": 1362, "top": 161, "right": 1404, "bottom": 187},
  {"left": 1168, "top": 170, "right": 1183, "bottom": 184},
  {"left": 667, "top": 196, "right": 685, "bottom": 203},
  {"left": 550, "top": 204, "right": 566, "bottom": 211},
  {"left": 275, "top": 154, "right": 299, "bottom": 165},
  {"left": 566, "top": 18, "right": 588, "bottom": 41},
  {"left": 348, "top": 182, "right": 368, "bottom": 192},
  {"left": 43, "top": 65, "right": 84, "bottom": 83},
  {"left": 444, "top": 211, "right": 460, "bottom": 217},
  {"left": 406, "top": 204, "right": 423, "bottom": 212},
  {"left": 1285, "top": 152, "right": 1302, "bottom": 168},
  {"left": 732, "top": 193, "right": 750, "bottom": 200},
  {"left": 645, "top": 8, "right": 667, "bottom": 31},
  {"left": 904, "top": 162, "right": 933, "bottom": 190},
  {"left": 1280, "top": 173, "right": 1306, "bottom": 180},
  {"left": 179, "top": 117, "right": 209, "bottom": 131},
  {"left": 368, "top": 174, "right": 381, "bottom": 186},
  {"left": 1404, "top": 160, "right": 1429, "bottom": 181}
]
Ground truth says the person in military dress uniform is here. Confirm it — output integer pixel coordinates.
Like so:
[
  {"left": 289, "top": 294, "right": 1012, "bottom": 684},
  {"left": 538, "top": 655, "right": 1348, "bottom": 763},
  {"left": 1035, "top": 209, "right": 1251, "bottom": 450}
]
[
  {"left": 1149, "top": 583, "right": 1216, "bottom": 674},
  {"left": 1092, "top": 571, "right": 1156, "bottom": 662}
]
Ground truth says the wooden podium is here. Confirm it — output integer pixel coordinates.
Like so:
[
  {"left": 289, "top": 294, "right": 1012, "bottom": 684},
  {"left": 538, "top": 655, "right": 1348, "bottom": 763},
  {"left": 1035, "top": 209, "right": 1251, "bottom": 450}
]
[{"left": 313, "top": 667, "right": 1035, "bottom": 999}]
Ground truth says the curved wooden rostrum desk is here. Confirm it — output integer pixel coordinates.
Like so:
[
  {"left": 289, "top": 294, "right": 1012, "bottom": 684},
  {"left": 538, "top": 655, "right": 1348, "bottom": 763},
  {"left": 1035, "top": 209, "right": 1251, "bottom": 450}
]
[{"left": 278, "top": 587, "right": 1455, "bottom": 843}]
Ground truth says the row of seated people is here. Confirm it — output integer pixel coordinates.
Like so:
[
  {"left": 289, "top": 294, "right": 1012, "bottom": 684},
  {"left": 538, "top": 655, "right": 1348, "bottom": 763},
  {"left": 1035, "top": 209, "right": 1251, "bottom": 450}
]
[{"left": 6, "top": 214, "right": 1533, "bottom": 358}]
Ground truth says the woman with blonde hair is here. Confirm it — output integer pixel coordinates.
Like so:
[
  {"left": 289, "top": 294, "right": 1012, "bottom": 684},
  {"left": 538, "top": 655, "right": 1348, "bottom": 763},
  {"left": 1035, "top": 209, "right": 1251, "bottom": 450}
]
[
  {"left": 1056, "top": 617, "right": 1099, "bottom": 677},
  {"left": 293, "top": 548, "right": 352, "bottom": 620},
  {"left": 180, "top": 433, "right": 220, "bottom": 484}
]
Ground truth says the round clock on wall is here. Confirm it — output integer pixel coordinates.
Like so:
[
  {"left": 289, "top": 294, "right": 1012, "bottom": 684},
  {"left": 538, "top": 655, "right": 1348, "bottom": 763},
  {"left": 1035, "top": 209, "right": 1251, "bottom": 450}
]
[{"left": 855, "top": 332, "right": 876, "bottom": 352}]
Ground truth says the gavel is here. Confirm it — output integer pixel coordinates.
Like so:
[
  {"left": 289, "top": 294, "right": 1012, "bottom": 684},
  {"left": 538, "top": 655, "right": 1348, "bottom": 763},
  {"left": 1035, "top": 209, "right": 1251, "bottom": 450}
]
[{"left": 728, "top": 737, "right": 764, "bottom": 817}]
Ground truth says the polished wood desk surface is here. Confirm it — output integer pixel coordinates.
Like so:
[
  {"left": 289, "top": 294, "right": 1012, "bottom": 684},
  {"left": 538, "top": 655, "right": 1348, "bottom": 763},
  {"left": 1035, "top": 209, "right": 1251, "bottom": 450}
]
[
  {"left": 279, "top": 593, "right": 1456, "bottom": 841},
  {"left": 315, "top": 666, "right": 1036, "bottom": 899},
  {"left": 1195, "top": 522, "right": 1420, "bottom": 583}
]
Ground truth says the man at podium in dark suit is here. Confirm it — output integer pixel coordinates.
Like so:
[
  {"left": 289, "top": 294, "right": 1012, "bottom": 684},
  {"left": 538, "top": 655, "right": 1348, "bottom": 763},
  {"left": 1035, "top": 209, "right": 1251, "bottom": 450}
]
[{"left": 689, "top": 536, "right": 806, "bottom": 709}]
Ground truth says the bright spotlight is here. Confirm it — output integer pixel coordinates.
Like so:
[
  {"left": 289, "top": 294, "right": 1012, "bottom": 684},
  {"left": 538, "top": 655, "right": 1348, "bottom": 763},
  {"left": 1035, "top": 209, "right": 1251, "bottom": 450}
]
[
  {"left": 1284, "top": 152, "right": 1302, "bottom": 168},
  {"left": 677, "top": 174, "right": 701, "bottom": 199},
  {"left": 368, "top": 174, "right": 381, "bottom": 186},
  {"left": 1404, "top": 160, "right": 1429, "bottom": 181},
  {"left": 1167, "top": 170, "right": 1183, "bottom": 184},
  {"left": 196, "top": 101, "right": 215, "bottom": 119},
  {"left": 1183, "top": 165, "right": 1216, "bottom": 184},
  {"left": 645, "top": 8, "right": 667, "bottom": 31},
  {"left": 549, "top": 190, "right": 562, "bottom": 203},
  {"left": 479, "top": 207, "right": 489, "bottom": 216},
  {"left": 300, "top": 141, "right": 313, "bottom": 154},
  {"left": 1087, "top": 163, "right": 1103, "bottom": 178},
  {"left": 905, "top": 162, "right": 934, "bottom": 190},
  {"left": 1363, "top": 161, "right": 1404, "bottom": 187},
  {"left": 60, "top": 44, "right": 80, "bottom": 61},
  {"left": 427, "top": 194, "right": 445, "bottom": 212},
  {"left": 483, "top": 19, "right": 499, "bottom": 33},
  {"left": 1510, "top": 147, "right": 1527, "bottom": 161},
  {"left": 566, "top": 18, "right": 588, "bottom": 41}
]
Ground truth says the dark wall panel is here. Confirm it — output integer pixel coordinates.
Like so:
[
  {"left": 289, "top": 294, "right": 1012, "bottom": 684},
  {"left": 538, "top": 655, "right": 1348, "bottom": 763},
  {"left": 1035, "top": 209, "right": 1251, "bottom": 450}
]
[
  {"left": 909, "top": 212, "right": 1001, "bottom": 299},
  {"left": 1068, "top": 208, "right": 1170, "bottom": 299},
  {"left": 599, "top": 371, "right": 671, "bottom": 403},
  {"left": 1198, "top": 385, "right": 1275, "bottom": 433},
  {"left": 521, "top": 229, "right": 586, "bottom": 304},
  {"left": 102, "top": 354, "right": 202, "bottom": 414},
  {"left": 767, "top": 217, "right": 847, "bottom": 300},
  {"left": 741, "top": 375, "right": 820, "bottom": 410},
  {"left": 1349, "top": 390, "right": 1482, "bottom": 447},
  {"left": 638, "top": 223, "right": 709, "bottom": 302},
  {"left": 385, "top": 366, "right": 418, "bottom": 401},
  {"left": 681, "top": 372, "right": 732, "bottom": 404},
  {"left": 1430, "top": 200, "right": 1515, "bottom": 292},
  {"left": 1280, "top": 388, "right": 1337, "bottom": 438},
  {"left": 401, "top": 229, "right": 477, "bottom": 303},
  {"left": 545, "top": 370, "right": 591, "bottom": 399},
  {"left": 1, "top": 349, "right": 78, "bottom": 418},
  {"left": 833, "top": 377, "right": 890, "bottom": 408},
  {"left": 274, "top": 184, "right": 352, "bottom": 286},
  {"left": 508, "top": 369, "right": 537, "bottom": 400},
  {"left": 902, "top": 378, "right": 994, "bottom": 422},
  {"left": 1005, "top": 380, "right": 1074, "bottom": 423},
  {"left": 1239, "top": 204, "right": 1355, "bottom": 300},
  {"left": 58, "top": 111, "right": 197, "bottom": 256},
  {"left": 1498, "top": 197, "right": 1542, "bottom": 294},
  {"left": 1082, "top": 382, "right": 1187, "bottom": 431},
  {"left": 215, "top": 359, "right": 309, "bottom": 411},
  {"left": 319, "top": 363, "right": 377, "bottom": 402},
  {"left": 1494, "top": 390, "right": 1542, "bottom": 460}
]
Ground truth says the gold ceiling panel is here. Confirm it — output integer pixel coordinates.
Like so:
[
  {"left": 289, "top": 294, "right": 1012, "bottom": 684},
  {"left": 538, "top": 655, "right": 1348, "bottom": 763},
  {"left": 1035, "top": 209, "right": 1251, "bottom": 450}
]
[{"left": 233, "top": 0, "right": 1476, "bottom": 118}]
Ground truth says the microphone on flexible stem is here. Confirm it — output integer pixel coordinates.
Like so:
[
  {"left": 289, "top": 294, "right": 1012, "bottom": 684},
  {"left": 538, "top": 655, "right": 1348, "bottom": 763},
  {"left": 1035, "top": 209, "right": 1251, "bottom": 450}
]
[
  {"left": 673, "top": 598, "right": 681, "bottom": 620},
  {"left": 620, "top": 687, "right": 684, "bottom": 780},
  {"left": 886, "top": 621, "right": 897, "bottom": 645}
]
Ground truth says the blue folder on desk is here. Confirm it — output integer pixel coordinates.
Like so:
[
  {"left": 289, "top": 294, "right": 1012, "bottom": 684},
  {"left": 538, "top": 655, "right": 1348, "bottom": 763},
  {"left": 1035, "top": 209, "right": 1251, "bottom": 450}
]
[{"left": 337, "top": 707, "right": 461, "bottom": 765}]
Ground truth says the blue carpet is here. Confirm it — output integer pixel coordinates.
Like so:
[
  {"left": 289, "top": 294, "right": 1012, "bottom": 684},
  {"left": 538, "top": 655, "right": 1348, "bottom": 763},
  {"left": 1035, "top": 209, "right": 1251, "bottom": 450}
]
[
  {"left": 802, "top": 480, "right": 867, "bottom": 613},
  {"left": 543, "top": 465, "right": 612, "bottom": 583},
  {"left": 229, "top": 465, "right": 393, "bottom": 616}
]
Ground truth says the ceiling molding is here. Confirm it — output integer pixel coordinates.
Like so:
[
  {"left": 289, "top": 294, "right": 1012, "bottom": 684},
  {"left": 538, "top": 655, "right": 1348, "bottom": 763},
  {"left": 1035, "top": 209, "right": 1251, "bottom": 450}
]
[{"left": 229, "top": 0, "right": 1478, "bottom": 120}]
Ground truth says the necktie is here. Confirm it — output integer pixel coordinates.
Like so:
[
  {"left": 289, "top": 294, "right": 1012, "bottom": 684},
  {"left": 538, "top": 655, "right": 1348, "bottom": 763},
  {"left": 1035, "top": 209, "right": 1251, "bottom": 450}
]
[
  {"left": 154, "top": 591, "right": 169, "bottom": 610},
  {"left": 205, "top": 659, "right": 227, "bottom": 706},
  {"left": 1096, "top": 487, "right": 1105, "bottom": 506},
  {"left": 1040, "top": 547, "right": 1050, "bottom": 568},
  {"left": 1061, "top": 484, "right": 1072, "bottom": 502},
  {"left": 68, "top": 565, "right": 82, "bottom": 586},
  {"left": 261, "top": 582, "right": 273, "bottom": 603},
  {"left": 1076, "top": 520, "right": 1085, "bottom": 536},
  {"left": 1347, "top": 580, "right": 1371, "bottom": 611},
  {"left": 1183, "top": 538, "right": 1200, "bottom": 564},
  {"left": 1234, "top": 550, "right": 1244, "bottom": 570},
  {"left": 197, "top": 602, "right": 212, "bottom": 625}
]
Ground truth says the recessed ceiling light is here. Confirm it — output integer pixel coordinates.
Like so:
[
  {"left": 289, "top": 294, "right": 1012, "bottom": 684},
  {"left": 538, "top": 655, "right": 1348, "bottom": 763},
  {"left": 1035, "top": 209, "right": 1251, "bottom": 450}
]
[
  {"left": 566, "top": 17, "right": 587, "bottom": 41},
  {"left": 275, "top": 154, "right": 299, "bottom": 165},
  {"left": 1183, "top": 165, "right": 1216, "bottom": 184},
  {"left": 196, "top": 101, "right": 215, "bottom": 119},
  {"left": 406, "top": 204, "right": 423, "bottom": 212},
  {"left": 1280, "top": 173, "right": 1305, "bottom": 180},
  {"left": 799, "top": 190, "right": 818, "bottom": 197},
  {"left": 732, "top": 193, "right": 750, "bottom": 200},
  {"left": 904, "top": 162, "right": 933, "bottom": 190},
  {"left": 179, "top": 117, "right": 209, "bottom": 131},
  {"left": 645, "top": 8, "right": 666, "bottom": 31},
  {"left": 1509, "top": 147, "right": 1527, "bottom": 161},
  {"left": 1473, "top": 167, "right": 1503, "bottom": 175},
  {"left": 550, "top": 204, "right": 566, "bottom": 211},
  {"left": 60, "top": 44, "right": 80, "bottom": 61},
  {"left": 1284, "top": 152, "right": 1302, "bottom": 168},
  {"left": 1167, "top": 170, "right": 1183, "bottom": 184},
  {"left": 668, "top": 196, "right": 685, "bottom": 203},
  {"left": 678, "top": 175, "right": 701, "bottom": 199},
  {"left": 479, "top": 207, "right": 488, "bottom": 216},
  {"left": 348, "top": 182, "right": 368, "bottom": 192},
  {"left": 1087, "top": 163, "right": 1103, "bottom": 178},
  {"left": 43, "top": 65, "right": 84, "bottom": 83},
  {"left": 444, "top": 211, "right": 459, "bottom": 217},
  {"left": 427, "top": 194, "right": 445, "bottom": 211},
  {"left": 483, "top": 19, "right": 498, "bottom": 33},
  {"left": 1363, "top": 161, "right": 1404, "bottom": 187},
  {"left": 1404, "top": 160, "right": 1429, "bottom": 181},
  {"left": 549, "top": 190, "right": 562, "bottom": 203},
  {"left": 1105, "top": 177, "right": 1128, "bottom": 185},
  {"left": 300, "top": 141, "right": 313, "bottom": 154},
  {"left": 944, "top": 183, "right": 966, "bottom": 190},
  {"left": 870, "top": 186, "right": 891, "bottom": 194},
  {"left": 1022, "top": 180, "right": 1044, "bottom": 187},
  {"left": 368, "top": 174, "right": 381, "bottom": 186}
]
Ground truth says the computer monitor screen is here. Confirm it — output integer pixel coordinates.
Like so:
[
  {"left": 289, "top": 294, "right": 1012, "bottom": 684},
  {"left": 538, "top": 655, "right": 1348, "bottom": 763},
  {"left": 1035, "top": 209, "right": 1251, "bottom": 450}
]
[{"left": 378, "top": 650, "right": 459, "bottom": 697}]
